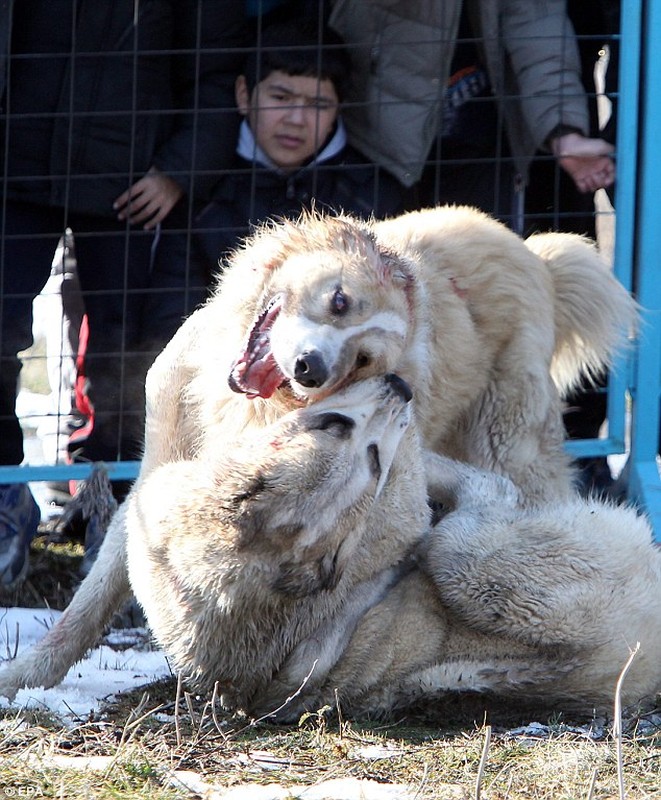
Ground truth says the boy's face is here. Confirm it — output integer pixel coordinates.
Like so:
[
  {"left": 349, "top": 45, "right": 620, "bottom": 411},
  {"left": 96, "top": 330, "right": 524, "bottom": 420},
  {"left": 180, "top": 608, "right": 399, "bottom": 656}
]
[{"left": 236, "top": 70, "right": 339, "bottom": 172}]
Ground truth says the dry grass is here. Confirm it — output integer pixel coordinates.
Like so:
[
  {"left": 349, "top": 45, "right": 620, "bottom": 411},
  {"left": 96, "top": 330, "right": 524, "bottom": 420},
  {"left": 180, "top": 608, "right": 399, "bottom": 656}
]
[{"left": 1, "top": 676, "right": 659, "bottom": 799}]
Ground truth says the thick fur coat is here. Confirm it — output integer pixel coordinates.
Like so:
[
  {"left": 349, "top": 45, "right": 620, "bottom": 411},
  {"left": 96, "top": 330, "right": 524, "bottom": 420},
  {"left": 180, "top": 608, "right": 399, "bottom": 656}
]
[{"left": 0, "top": 206, "right": 639, "bottom": 703}]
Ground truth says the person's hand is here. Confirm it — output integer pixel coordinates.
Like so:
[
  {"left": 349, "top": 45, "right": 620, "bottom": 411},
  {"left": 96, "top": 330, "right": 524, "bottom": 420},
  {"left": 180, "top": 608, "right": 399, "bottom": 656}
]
[
  {"left": 113, "top": 166, "right": 183, "bottom": 229},
  {"left": 549, "top": 132, "right": 615, "bottom": 194}
]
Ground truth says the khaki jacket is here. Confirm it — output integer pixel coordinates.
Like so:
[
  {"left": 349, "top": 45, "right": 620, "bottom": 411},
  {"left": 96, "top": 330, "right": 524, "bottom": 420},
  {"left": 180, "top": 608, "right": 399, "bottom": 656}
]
[{"left": 329, "top": 0, "right": 589, "bottom": 186}]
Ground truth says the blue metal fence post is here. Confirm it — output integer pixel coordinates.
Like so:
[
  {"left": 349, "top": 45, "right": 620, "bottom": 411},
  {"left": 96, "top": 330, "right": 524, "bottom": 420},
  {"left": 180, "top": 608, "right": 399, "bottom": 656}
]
[
  {"left": 626, "top": 0, "right": 661, "bottom": 539},
  {"left": 564, "top": 0, "right": 638, "bottom": 467}
]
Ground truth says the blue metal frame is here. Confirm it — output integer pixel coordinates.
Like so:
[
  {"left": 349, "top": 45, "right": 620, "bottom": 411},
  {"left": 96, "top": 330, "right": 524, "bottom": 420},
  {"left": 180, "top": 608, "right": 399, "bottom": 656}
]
[
  {"left": 0, "top": 461, "right": 139, "bottom": 483},
  {"left": 622, "top": 0, "right": 661, "bottom": 538}
]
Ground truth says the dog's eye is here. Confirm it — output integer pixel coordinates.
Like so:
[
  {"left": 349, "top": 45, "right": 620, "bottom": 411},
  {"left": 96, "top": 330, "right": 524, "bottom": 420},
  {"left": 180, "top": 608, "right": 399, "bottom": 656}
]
[
  {"left": 311, "top": 412, "right": 355, "bottom": 438},
  {"left": 231, "top": 474, "right": 266, "bottom": 504},
  {"left": 330, "top": 288, "right": 349, "bottom": 315},
  {"left": 367, "top": 443, "right": 381, "bottom": 479}
]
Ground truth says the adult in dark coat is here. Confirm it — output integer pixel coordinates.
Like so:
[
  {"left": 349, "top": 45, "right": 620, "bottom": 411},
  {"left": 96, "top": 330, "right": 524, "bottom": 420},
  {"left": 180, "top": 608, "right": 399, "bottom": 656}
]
[{"left": 0, "top": 0, "right": 248, "bottom": 587}]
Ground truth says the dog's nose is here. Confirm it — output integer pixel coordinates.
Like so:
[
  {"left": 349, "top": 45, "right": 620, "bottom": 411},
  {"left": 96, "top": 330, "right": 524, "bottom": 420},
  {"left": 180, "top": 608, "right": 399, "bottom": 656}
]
[
  {"left": 294, "top": 350, "right": 328, "bottom": 388},
  {"left": 385, "top": 373, "right": 413, "bottom": 403}
]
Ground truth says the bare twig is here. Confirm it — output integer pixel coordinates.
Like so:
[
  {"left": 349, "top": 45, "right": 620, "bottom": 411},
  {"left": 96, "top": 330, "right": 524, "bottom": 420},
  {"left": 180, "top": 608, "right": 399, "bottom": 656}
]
[
  {"left": 613, "top": 641, "right": 641, "bottom": 800},
  {"left": 586, "top": 766, "right": 598, "bottom": 800},
  {"left": 334, "top": 687, "right": 344, "bottom": 738},
  {"left": 1, "top": 614, "right": 20, "bottom": 661},
  {"left": 10, "top": 621, "right": 19, "bottom": 660},
  {"left": 184, "top": 690, "right": 196, "bottom": 728},
  {"left": 475, "top": 724, "right": 492, "bottom": 800},
  {"left": 104, "top": 691, "right": 161, "bottom": 777},
  {"left": 208, "top": 680, "right": 225, "bottom": 737},
  {"left": 412, "top": 760, "right": 429, "bottom": 800},
  {"left": 236, "top": 658, "right": 319, "bottom": 733},
  {"left": 119, "top": 691, "right": 152, "bottom": 742},
  {"left": 124, "top": 695, "right": 164, "bottom": 736},
  {"left": 174, "top": 671, "right": 184, "bottom": 747}
]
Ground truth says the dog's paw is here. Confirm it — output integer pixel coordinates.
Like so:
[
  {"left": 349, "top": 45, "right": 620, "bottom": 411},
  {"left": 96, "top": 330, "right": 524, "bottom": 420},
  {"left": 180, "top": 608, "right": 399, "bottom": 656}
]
[
  {"left": 0, "top": 647, "right": 74, "bottom": 699},
  {"left": 0, "top": 660, "right": 28, "bottom": 701}
]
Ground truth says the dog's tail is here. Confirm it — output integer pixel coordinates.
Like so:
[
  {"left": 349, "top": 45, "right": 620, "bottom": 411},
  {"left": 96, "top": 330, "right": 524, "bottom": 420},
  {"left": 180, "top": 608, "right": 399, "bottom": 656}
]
[
  {"left": 0, "top": 494, "right": 131, "bottom": 701},
  {"left": 525, "top": 232, "right": 638, "bottom": 394}
]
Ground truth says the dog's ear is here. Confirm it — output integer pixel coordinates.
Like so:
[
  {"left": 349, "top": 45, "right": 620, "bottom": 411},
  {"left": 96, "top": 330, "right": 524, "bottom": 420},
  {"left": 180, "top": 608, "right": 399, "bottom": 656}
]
[
  {"left": 272, "top": 547, "right": 342, "bottom": 598},
  {"left": 375, "top": 245, "right": 415, "bottom": 291},
  {"left": 226, "top": 222, "right": 289, "bottom": 274}
]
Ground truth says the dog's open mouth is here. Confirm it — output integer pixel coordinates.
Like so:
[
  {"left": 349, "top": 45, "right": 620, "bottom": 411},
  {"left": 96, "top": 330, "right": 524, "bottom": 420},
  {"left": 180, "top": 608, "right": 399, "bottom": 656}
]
[{"left": 228, "top": 295, "right": 287, "bottom": 399}]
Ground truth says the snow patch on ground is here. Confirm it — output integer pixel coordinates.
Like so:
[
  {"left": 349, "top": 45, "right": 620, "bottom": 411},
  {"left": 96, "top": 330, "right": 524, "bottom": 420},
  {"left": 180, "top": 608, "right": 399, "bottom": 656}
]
[{"left": 0, "top": 606, "right": 171, "bottom": 722}]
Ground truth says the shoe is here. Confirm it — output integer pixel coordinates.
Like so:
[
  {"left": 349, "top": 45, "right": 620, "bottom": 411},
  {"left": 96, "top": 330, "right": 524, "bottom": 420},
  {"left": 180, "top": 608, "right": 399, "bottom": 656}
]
[{"left": 0, "top": 483, "right": 41, "bottom": 591}]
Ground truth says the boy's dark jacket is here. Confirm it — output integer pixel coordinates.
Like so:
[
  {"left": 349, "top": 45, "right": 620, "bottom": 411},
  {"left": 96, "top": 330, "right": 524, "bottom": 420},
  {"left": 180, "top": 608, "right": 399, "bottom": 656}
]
[{"left": 192, "top": 119, "right": 404, "bottom": 275}]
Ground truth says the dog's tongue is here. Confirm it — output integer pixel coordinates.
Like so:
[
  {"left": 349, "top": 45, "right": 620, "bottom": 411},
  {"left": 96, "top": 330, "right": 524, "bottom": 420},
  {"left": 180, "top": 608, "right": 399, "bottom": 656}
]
[{"left": 228, "top": 296, "right": 286, "bottom": 399}]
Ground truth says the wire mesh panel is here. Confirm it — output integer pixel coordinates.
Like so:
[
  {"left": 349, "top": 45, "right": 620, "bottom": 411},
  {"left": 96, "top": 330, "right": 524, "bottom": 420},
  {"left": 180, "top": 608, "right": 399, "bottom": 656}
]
[
  {"left": 0, "top": 1, "right": 249, "bottom": 500},
  {"left": 2, "top": 0, "right": 656, "bottom": 539}
]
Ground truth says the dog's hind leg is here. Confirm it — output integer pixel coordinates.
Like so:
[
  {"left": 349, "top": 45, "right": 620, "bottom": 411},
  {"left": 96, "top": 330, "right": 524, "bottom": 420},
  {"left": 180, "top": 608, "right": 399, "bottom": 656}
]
[
  {"left": 0, "top": 502, "right": 131, "bottom": 700},
  {"left": 423, "top": 470, "right": 661, "bottom": 668}
]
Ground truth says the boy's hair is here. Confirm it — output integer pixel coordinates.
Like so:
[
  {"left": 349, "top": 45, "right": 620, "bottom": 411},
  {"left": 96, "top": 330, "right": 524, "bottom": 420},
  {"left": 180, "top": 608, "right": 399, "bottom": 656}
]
[{"left": 244, "top": 19, "right": 350, "bottom": 101}]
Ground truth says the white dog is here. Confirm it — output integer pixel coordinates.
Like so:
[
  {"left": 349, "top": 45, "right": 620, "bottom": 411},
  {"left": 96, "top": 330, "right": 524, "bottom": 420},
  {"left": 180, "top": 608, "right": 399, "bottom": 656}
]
[
  {"left": 0, "top": 206, "right": 637, "bottom": 700},
  {"left": 95, "top": 378, "right": 661, "bottom": 717},
  {"left": 190, "top": 205, "right": 635, "bottom": 504}
]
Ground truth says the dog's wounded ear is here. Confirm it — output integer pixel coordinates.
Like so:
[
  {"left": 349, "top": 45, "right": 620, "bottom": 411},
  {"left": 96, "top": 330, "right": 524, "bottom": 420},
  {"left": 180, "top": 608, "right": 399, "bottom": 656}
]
[{"left": 375, "top": 245, "right": 414, "bottom": 288}]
